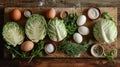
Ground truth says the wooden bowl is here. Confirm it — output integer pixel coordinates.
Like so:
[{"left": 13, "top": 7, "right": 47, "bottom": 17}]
[
  {"left": 86, "top": 7, "right": 101, "bottom": 20},
  {"left": 91, "top": 44, "right": 104, "bottom": 57},
  {"left": 59, "top": 11, "right": 69, "bottom": 19}
]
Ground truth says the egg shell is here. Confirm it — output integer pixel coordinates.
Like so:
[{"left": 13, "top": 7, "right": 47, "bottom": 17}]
[
  {"left": 46, "top": 8, "right": 56, "bottom": 19},
  {"left": 73, "top": 33, "right": 83, "bottom": 43},
  {"left": 77, "top": 15, "right": 87, "bottom": 26},
  {"left": 21, "top": 41, "right": 34, "bottom": 52},
  {"left": 11, "top": 9, "right": 21, "bottom": 21},
  {"left": 78, "top": 26, "right": 89, "bottom": 35}
]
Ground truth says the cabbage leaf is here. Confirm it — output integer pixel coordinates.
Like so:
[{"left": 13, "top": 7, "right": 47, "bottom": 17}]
[
  {"left": 25, "top": 14, "right": 47, "bottom": 42},
  {"left": 2, "top": 22, "right": 24, "bottom": 47},
  {"left": 48, "top": 18, "right": 67, "bottom": 41},
  {"left": 93, "top": 19, "right": 117, "bottom": 44}
]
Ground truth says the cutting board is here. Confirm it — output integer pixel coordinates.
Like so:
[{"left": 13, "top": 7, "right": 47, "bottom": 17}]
[{"left": 4, "top": 7, "right": 117, "bottom": 58}]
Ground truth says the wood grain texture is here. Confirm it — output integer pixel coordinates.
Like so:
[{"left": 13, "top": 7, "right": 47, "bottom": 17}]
[
  {"left": 4, "top": 7, "right": 117, "bottom": 58},
  {"left": 0, "top": 0, "right": 120, "bottom": 67}
]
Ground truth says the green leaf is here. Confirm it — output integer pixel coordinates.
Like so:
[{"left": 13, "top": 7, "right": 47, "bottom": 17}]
[
  {"left": 59, "top": 40, "right": 92, "bottom": 56},
  {"left": 63, "top": 13, "right": 78, "bottom": 38},
  {"left": 12, "top": 53, "right": 16, "bottom": 59},
  {"left": 102, "top": 12, "right": 115, "bottom": 22},
  {"left": 29, "top": 40, "right": 45, "bottom": 62},
  {"left": 105, "top": 50, "right": 116, "bottom": 61},
  {"left": 25, "top": 14, "right": 47, "bottom": 43},
  {"left": 2, "top": 22, "right": 24, "bottom": 47}
]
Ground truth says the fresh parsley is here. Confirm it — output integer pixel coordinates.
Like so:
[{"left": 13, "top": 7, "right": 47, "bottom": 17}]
[{"left": 63, "top": 13, "right": 78, "bottom": 38}]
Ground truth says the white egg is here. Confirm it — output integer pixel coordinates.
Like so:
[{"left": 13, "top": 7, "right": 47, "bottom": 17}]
[
  {"left": 73, "top": 33, "right": 83, "bottom": 43},
  {"left": 78, "top": 26, "right": 89, "bottom": 35},
  {"left": 77, "top": 15, "right": 87, "bottom": 26}
]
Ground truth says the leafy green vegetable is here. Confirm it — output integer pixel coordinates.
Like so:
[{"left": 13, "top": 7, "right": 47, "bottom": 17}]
[
  {"left": 59, "top": 40, "right": 92, "bottom": 56},
  {"left": 5, "top": 40, "right": 45, "bottom": 63},
  {"left": 48, "top": 17, "right": 67, "bottom": 41},
  {"left": 105, "top": 50, "right": 116, "bottom": 61},
  {"left": 2, "top": 22, "right": 24, "bottom": 47},
  {"left": 28, "top": 40, "right": 45, "bottom": 62},
  {"left": 5, "top": 44, "right": 26, "bottom": 59},
  {"left": 93, "top": 19, "right": 117, "bottom": 44},
  {"left": 63, "top": 13, "right": 78, "bottom": 38},
  {"left": 102, "top": 12, "right": 115, "bottom": 22},
  {"left": 25, "top": 14, "right": 47, "bottom": 43}
]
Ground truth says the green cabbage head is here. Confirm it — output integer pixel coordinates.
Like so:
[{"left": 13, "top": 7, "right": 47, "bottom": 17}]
[
  {"left": 25, "top": 14, "right": 47, "bottom": 43},
  {"left": 48, "top": 18, "right": 67, "bottom": 41},
  {"left": 2, "top": 22, "right": 24, "bottom": 47},
  {"left": 93, "top": 19, "right": 117, "bottom": 44}
]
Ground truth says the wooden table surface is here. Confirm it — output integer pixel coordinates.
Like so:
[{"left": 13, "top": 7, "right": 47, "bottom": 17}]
[{"left": 0, "top": 0, "right": 120, "bottom": 67}]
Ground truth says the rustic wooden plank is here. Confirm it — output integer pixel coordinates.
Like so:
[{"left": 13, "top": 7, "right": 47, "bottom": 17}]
[
  {"left": 0, "top": 59, "right": 119, "bottom": 67},
  {"left": 4, "top": 7, "right": 118, "bottom": 59},
  {"left": 1, "top": 0, "right": 120, "bottom": 7},
  {"left": 0, "top": 0, "right": 120, "bottom": 67}
]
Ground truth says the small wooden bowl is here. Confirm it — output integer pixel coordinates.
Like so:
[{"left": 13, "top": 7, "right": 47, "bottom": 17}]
[
  {"left": 59, "top": 11, "right": 69, "bottom": 19},
  {"left": 44, "top": 43, "right": 57, "bottom": 55},
  {"left": 87, "top": 7, "right": 101, "bottom": 20}
]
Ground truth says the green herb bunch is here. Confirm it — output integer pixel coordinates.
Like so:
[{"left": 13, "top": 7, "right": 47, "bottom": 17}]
[
  {"left": 63, "top": 13, "right": 78, "bottom": 38},
  {"left": 5, "top": 40, "right": 45, "bottom": 63},
  {"left": 59, "top": 40, "right": 92, "bottom": 56}
]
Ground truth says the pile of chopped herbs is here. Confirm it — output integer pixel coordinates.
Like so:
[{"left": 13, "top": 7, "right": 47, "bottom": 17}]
[
  {"left": 58, "top": 40, "right": 92, "bottom": 56},
  {"left": 63, "top": 13, "right": 78, "bottom": 38}
]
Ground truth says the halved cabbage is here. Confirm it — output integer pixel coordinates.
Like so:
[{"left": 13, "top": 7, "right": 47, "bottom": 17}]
[
  {"left": 93, "top": 19, "right": 117, "bottom": 44},
  {"left": 2, "top": 22, "right": 24, "bottom": 47},
  {"left": 48, "top": 18, "right": 67, "bottom": 41},
  {"left": 25, "top": 14, "right": 47, "bottom": 43}
]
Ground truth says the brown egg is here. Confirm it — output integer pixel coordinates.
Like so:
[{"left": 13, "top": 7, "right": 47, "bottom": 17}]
[
  {"left": 46, "top": 8, "right": 56, "bottom": 19},
  {"left": 21, "top": 41, "right": 34, "bottom": 52},
  {"left": 11, "top": 9, "right": 21, "bottom": 21}
]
